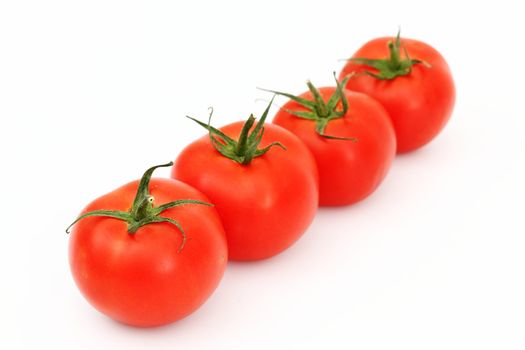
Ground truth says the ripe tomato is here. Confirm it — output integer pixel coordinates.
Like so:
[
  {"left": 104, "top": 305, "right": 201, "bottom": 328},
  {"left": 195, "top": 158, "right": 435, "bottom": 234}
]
[
  {"left": 270, "top": 77, "right": 396, "bottom": 206},
  {"left": 339, "top": 33, "right": 455, "bottom": 153},
  {"left": 171, "top": 102, "right": 319, "bottom": 261},
  {"left": 68, "top": 163, "right": 227, "bottom": 327}
]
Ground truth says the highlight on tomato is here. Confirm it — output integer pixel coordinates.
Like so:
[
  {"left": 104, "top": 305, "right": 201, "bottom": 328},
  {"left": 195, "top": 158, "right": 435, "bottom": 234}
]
[
  {"left": 265, "top": 74, "right": 396, "bottom": 206},
  {"left": 67, "top": 162, "right": 227, "bottom": 327},
  {"left": 339, "top": 31, "right": 455, "bottom": 153},
  {"left": 171, "top": 100, "right": 319, "bottom": 261}
]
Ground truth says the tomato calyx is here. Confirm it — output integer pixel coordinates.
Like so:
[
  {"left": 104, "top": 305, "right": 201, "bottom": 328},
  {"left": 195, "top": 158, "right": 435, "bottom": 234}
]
[
  {"left": 187, "top": 99, "right": 286, "bottom": 166},
  {"left": 262, "top": 74, "right": 358, "bottom": 141},
  {"left": 66, "top": 162, "right": 212, "bottom": 252},
  {"left": 348, "top": 31, "right": 430, "bottom": 80}
]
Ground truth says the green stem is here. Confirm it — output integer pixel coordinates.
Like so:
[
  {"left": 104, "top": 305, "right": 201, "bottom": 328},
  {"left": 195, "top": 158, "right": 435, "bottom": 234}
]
[
  {"left": 307, "top": 81, "right": 329, "bottom": 118},
  {"left": 132, "top": 195, "right": 154, "bottom": 222},
  {"left": 66, "top": 162, "right": 212, "bottom": 251},
  {"left": 388, "top": 40, "right": 400, "bottom": 68},
  {"left": 130, "top": 162, "right": 171, "bottom": 220},
  {"left": 235, "top": 115, "right": 256, "bottom": 157}
]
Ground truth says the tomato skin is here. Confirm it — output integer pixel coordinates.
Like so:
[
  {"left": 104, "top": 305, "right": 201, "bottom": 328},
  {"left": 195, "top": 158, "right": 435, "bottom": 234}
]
[
  {"left": 339, "top": 37, "right": 455, "bottom": 153},
  {"left": 69, "top": 178, "right": 227, "bottom": 327},
  {"left": 172, "top": 123, "right": 319, "bottom": 261},
  {"left": 273, "top": 87, "right": 396, "bottom": 206}
]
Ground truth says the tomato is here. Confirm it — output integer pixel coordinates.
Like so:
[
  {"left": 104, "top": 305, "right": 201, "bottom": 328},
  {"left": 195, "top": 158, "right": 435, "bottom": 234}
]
[
  {"left": 171, "top": 102, "right": 319, "bottom": 261},
  {"left": 339, "top": 33, "right": 455, "bottom": 153},
  {"left": 269, "top": 77, "right": 396, "bottom": 206},
  {"left": 67, "top": 163, "right": 227, "bottom": 327}
]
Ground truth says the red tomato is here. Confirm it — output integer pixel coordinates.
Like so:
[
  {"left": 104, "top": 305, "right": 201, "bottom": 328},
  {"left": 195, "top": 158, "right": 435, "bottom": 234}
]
[
  {"left": 271, "top": 80, "right": 396, "bottom": 206},
  {"left": 339, "top": 34, "right": 455, "bottom": 153},
  {"left": 68, "top": 163, "right": 227, "bottom": 327},
  {"left": 171, "top": 104, "right": 319, "bottom": 261}
]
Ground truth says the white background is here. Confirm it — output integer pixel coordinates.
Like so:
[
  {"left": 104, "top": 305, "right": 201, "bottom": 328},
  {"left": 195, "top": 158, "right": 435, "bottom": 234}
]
[{"left": 1, "top": 1, "right": 524, "bottom": 349}]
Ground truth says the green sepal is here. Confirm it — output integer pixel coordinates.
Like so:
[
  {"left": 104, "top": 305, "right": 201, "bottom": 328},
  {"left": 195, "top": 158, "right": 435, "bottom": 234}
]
[
  {"left": 66, "top": 210, "right": 132, "bottom": 234},
  {"left": 66, "top": 163, "right": 212, "bottom": 252},
  {"left": 348, "top": 30, "right": 429, "bottom": 80},
  {"left": 261, "top": 73, "right": 357, "bottom": 142},
  {"left": 187, "top": 98, "right": 286, "bottom": 165}
]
